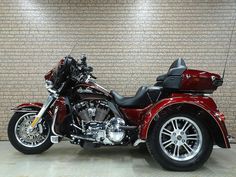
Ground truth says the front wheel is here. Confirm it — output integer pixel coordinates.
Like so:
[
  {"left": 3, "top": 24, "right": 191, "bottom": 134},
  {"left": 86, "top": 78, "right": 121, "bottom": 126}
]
[
  {"left": 8, "top": 112, "right": 53, "bottom": 154},
  {"left": 147, "top": 114, "right": 213, "bottom": 171}
]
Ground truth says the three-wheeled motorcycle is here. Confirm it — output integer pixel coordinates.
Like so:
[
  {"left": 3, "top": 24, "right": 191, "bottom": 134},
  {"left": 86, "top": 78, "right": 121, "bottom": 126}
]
[{"left": 8, "top": 55, "right": 230, "bottom": 171}]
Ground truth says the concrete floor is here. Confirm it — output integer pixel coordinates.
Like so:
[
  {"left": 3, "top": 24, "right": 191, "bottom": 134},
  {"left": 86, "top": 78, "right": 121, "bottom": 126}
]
[{"left": 0, "top": 142, "right": 236, "bottom": 177}]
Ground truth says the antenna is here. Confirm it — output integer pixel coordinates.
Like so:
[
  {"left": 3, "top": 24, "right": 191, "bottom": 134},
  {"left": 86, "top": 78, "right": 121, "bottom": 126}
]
[
  {"left": 68, "top": 40, "right": 79, "bottom": 56},
  {"left": 222, "top": 14, "right": 236, "bottom": 80}
]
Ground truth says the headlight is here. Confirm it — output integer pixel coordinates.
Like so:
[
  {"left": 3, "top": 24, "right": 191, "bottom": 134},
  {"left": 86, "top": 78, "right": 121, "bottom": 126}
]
[
  {"left": 45, "top": 80, "right": 53, "bottom": 89},
  {"left": 45, "top": 81, "right": 58, "bottom": 95}
]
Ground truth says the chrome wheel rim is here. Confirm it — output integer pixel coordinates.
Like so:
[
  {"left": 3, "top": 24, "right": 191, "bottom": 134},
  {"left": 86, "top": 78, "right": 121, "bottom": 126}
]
[
  {"left": 14, "top": 113, "right": 50, "bottom": 148},
  {"left": 159, "top": 117, "right": 202, "bottom": 161}
]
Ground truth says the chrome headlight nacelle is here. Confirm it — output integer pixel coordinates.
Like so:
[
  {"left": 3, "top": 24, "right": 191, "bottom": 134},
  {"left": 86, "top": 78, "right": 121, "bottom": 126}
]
[
  {"left": 45, "top": 80, "right": 53, "bottom": 89},
  {"left": 45, "top": 80, "right": 58, "bottom": 95}
]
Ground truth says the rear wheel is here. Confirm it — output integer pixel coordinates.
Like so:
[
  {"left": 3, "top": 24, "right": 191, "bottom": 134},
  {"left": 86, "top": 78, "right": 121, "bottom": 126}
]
[
  {"left": 147, "top": 114, "right": 213, "bottom": 171},
  {"left": 8, "top": 112, "right": 53, "bottom": 154}
]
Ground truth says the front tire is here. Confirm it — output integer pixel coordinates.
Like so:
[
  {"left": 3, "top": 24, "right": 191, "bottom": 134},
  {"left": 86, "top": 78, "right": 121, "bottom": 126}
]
[
  {"left": 147, "top": 114, "right": 213, "bottom": 171},
  {"left": 8, "top": 112, "right": 53, "bottom": 154}
]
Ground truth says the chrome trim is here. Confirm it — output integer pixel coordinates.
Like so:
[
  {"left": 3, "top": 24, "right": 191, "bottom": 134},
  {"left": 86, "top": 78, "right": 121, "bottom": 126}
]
[
  {"left": 12, "top": 110, "right": 38, "bottom": 113},
  {"left": 94, "top": 82, "right": 109, "bottom": 93},
  {"left": 133, "top": 139, "right": 146, "bottom": 146},
  {"left": 30, "top": 95, "right": 55, "bottom": 129},
  {"left": 47, "top": 88, "right": 58, "bottom": 95},
  {"left": 159, "top": 116, "right": 203, "bottom": 161},
  {"left": 106, "top": 117, "right": 125, "bottom": 143},
  {"left": 71, "top": 134, "right": 95, "bottom": 142},
  {"left": 50, "top": 136, "right": 59, "bottom": 143},
  {"left": 119, "top": 125, "right": 137, "bottom": 130},
  {"left": 51, "top": 106, "right": 63, "bottom": 137},
  {"left": 85, "top": 75, "right": 91, "bottom": 83},
  {"left": 45, "top": 80, "right": 53, "bottom": 89},
  {"left": 77, "top": 88, "right": 93, "bottom": 94},
  {"left": 14, "top": 112, "right": 50, "bottom": 148},
  {"left": 71, "top": 123, "right": 84, "bottom": 131}
]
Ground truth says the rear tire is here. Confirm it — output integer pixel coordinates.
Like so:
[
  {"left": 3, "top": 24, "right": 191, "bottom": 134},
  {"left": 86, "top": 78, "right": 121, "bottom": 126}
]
[
  {"left": 147, "top": 114, "right": 213, "bottom": 171},
  {"left": 8, "top": 112, "right": 53, "bottom": 154}
]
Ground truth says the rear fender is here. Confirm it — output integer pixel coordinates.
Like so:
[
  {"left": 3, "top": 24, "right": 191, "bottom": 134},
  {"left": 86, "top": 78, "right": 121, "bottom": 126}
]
[{"left": 140, "top": 93, "right": 230, "bottom": 148}]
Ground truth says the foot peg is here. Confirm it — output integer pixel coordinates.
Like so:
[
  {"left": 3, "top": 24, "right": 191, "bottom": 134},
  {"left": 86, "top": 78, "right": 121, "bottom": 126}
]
[
  {"left": 133, "top": 139, "right": 146, "bottom": 146},
  {"left": 50, "top": 136, "right": 59, "bottom": 143}
]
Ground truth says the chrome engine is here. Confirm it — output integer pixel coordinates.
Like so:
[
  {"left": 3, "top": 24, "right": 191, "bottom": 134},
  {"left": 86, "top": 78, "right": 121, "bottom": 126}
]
[
  {"left": 74, "top": 101, "right": 126, "bottom": 145},
  {"left": 106, "top": 117, "right": 125, "bottom": 143},
  {"left": 75, "top": 101, "right": 109, "bottom": 122}
]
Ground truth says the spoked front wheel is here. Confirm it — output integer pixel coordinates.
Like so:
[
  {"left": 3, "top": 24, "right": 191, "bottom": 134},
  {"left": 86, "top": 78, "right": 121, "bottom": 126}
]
[
  {"left": 147, "top": 114, "right": 213, "bottom": 171},
  {"left": 8, "top": 112, "right": 53, "bottom": 154}
]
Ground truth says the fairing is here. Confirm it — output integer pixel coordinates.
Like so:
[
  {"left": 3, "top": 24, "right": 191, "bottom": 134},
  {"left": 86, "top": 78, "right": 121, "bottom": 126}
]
[{"left": 44, "top": 59, "right": 64, "bottom": 81}]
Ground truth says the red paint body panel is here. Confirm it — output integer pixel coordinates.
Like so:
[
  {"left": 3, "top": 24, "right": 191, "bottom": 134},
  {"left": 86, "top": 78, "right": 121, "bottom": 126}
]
[
  {"left": 16, "top": 102, "right": 44, "bottom": 109},
  {"left": 138, "top": 93, "right": 230, "bottom": 148},
  {"left": 15, "top": 102, "right": 55, "bottom": 117},
  {"left": 54, "top": 97, "right": 67, "bottom": 124},
  {"left": 79, "top": 82, "right": 111, "bottom": 97},
  {"left": 180, "top": 69, "right": 221, "bottom": 92},
  {"left": 121, "top": 105, "right": 152, "bottom": 125}
]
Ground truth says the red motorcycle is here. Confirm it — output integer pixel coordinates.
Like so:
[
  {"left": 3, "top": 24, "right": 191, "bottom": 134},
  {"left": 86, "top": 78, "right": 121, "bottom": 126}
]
[{"left": 8, "top": 55, "right": 230, "bottom": 171}]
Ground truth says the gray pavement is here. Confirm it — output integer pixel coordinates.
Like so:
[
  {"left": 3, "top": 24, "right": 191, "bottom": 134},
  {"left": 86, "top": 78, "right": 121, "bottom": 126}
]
[{"left": 0, "top": 141, "right": 235, "bottom": 177}]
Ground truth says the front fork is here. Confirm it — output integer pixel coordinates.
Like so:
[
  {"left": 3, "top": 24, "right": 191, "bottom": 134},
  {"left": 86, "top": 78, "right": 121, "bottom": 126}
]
[{"left": 28, "top": 94, "right": 56, "bottom": 131}]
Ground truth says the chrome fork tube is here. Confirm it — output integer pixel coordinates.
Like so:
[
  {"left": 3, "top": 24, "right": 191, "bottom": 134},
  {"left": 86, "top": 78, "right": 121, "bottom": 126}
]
[{"left": 29, "top": 95, "right": 56, "bottom": 130}]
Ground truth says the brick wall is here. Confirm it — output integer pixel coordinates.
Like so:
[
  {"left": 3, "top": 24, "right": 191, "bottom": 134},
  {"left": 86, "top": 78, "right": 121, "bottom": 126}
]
[{"left": 0, "top": 0, "right": 235, "bottom": 140}]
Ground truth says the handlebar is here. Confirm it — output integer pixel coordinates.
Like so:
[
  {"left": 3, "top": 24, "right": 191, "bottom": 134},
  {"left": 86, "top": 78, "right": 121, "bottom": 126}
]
[
  {"left": 80, "top": 54, "right": 87, "bottom": 67},
  {"left": 71, "top": 54, "right": 98, "bottom": 82},
  {"left": 90, "top": 73, "right": 97, "bottom": 79},
  {"left": 79, "top": 59, "right": 97, "bottom": 80},
  {"left": 82, "top": 66, "right": 93, "bottom": 73},
  {"left": 48, "top": 88, "right": 58, "bottom": 95}
]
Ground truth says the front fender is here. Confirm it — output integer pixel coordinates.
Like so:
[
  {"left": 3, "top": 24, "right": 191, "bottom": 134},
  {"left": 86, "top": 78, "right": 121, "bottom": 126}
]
[
  {"left": 14, "top": 102, "right": 43, "bottom": 110},
  {"left": 13, "top": 98, "right": 67, "bottom": 124},
  {"left": 12, "top": 102, "right": 53, "bottom": 117},
  {"left": 140, "top": 93, "right": 230, "bottom": 148}
]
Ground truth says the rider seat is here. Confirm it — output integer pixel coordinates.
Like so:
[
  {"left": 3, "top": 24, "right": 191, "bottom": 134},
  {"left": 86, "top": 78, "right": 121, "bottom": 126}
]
[{"left": 110, "top": 86, "right": 162, "bottom": 108}]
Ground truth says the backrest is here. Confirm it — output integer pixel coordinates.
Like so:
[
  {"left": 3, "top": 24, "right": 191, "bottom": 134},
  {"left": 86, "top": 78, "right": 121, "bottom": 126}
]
[{"left": 167, "top": 58, "right": 187, "bottom": 76}]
